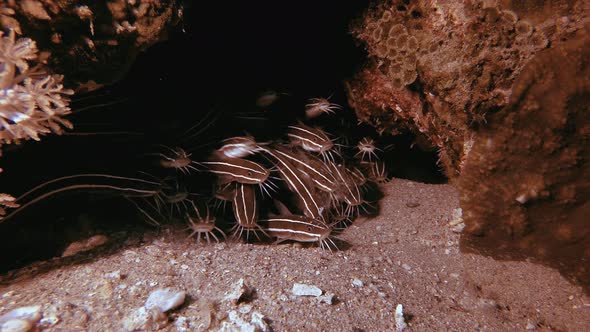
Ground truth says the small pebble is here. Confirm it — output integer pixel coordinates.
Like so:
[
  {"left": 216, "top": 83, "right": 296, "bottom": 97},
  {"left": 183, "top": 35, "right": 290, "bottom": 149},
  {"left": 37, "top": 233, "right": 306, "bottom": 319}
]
[
  {"left": 238, "top": 304, "right": 252, "bottom": 314},
  {"left": 0, "top": 319, "right": 33, "bottom": 332},
  {"left": 316, "top": 292, "right": 335, "bottom": 305},
  {"left": 251, "top": 311, "right": 270, "bottom": 332},
  {"left": 526, "top": 320, "right": 537, "bottom": 330},
  {"left": 224, "top": 279, "right": 251, "bottom": 304},
  {"left": 145, "top": 288, "right": 186, "bottom": 312},
  {"left": 395, "top": 304, "right": 407, "bottom": 331},
  {"left": 292, "top": 283, "right": 322, "bottom": 297},
  {"left": 105, "top": 270, "right": 123, "bottom": 280},
  {"left": 121, "top": 307, "right": 168, "bottom": 332},
  {"left": 352, "top": 279, "right": 364, "bottom": 287},
  {"left": 0, "top": 305, "right": 42, "bottom": 324}
]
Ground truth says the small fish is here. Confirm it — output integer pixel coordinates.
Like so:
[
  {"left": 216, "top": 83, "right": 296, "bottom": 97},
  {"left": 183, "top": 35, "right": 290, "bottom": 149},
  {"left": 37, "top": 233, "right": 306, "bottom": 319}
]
[
  {"left": 216, "top": 135, "right": 260, "bottom": 159},
  {"left": 157, "top": 146, "right": 201, "bottom": 174},
  {"left": 255, "top": 90, "right": 289, "bottom": 108},
  {"left": 185, "top": 202, "right": 226, "bottom": 244},
  {"left": 261, "top": 146, "right": 324, "bottom": 219},
  {"left": 287, "top": 123, "right": 333, "bottom": 153},
  {"left": 354, "top": 137, "right": 381, "bottom": 161},
  {"left": 304, "top": 97, "right": 342, "bottom": 119},
  {"left": 203, "top": 158, "right": 269, "bottom": 185},
  {"left": 270, "top": 145, "right": 339, "bottom": 194},
  {"left": 327, "top": 162, "right": 364, "bottom": 217},
  {"left": 232, "top": 183, "right": 264, "bottom": 240},
  {"left": 286, "top": 123, "right": 335, "bottom": 161},
  {"left": 266, "top": 215, "right": 336, "bottom": 250},
  {"left": 367, "top": 160, "right": 389, "bottom": 184}
]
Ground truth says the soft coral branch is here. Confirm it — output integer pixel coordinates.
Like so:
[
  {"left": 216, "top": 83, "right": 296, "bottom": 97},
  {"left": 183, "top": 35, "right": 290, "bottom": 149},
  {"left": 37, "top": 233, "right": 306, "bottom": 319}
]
[{"left": 0, "top": 30, "right": 74, "bottom": 144}]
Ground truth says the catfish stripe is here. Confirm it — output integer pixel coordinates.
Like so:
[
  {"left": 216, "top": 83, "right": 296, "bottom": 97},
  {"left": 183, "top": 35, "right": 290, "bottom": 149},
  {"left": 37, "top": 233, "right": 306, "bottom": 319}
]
[
  {"left": 203, "top": 159, "right": 269, "bottom": 184},
  {"left": 329, "top": 162, "right": 362, "bottom": 205},
  {"left": 261, "top": 147, "right": 323, "bottom": 219},
  {"left": 267, "top": 216, "right": 330, "bottom": 242},
  {"left": 271, "top": 147, "right": 337, "bottom": 192},
  {"left": 286, "top": 124, "right": 332, "bottom": 152},
  {"left": 232, "top": 183, "right": 258, "bottom": 227}
]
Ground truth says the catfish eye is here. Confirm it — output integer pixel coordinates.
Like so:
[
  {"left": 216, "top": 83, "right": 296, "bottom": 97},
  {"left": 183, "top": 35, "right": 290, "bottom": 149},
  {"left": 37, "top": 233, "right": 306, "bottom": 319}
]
[
  {"left": 307, "top": 226, "right": 313, "bottom": 231},
  {"left": 247, "top": 171, "right": 252, "bottom": 176}
]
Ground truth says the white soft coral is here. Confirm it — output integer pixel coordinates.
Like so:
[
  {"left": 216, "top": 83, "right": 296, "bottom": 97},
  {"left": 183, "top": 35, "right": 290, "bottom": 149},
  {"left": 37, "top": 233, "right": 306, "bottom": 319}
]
[{"left": 0, "top": 30, "right": 73, "bottom": 144}]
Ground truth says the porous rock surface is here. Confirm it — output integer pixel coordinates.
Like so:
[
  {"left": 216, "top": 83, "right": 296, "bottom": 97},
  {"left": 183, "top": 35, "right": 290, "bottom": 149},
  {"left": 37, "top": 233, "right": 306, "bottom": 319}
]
[
  {"left": 347, "top": 0, "right": 588, "bottom": 177},
  {"left": 348, "top": 0, "right": 590, "bottom": 292}
]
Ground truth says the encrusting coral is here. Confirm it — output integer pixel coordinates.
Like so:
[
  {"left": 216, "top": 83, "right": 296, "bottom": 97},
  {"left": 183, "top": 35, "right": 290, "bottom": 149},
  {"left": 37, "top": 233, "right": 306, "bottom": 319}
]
[{"left": 347, "top": 0, "right": 587, "bottom": 178}]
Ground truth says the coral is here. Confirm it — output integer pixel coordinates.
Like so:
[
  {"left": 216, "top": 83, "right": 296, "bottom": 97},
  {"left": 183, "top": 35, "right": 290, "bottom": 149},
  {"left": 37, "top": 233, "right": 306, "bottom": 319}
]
[
  {"left": 0, "top": 0, "right": 184, "bottom": 92},
  {"left": 0, "top": 193, "right": 19, "bottom": 221},
  {"left": 0, "top": 30, "right": 73, "bottom": 144},
  {"left": 458, "top": 30, "right": 590, "bottom": 293},
  {"left": 347, "top": 0, "right": 589, "bottom": 177}
]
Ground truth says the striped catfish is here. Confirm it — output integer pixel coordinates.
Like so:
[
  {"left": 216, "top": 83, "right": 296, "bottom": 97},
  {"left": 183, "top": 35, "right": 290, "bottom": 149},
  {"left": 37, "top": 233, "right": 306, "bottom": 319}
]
[
  {"left": 286, "top": 122, "right": 334, "bottom": 159},
  {"left": 185, "top": 202, "right": 226, "bottom": 244},
  {"left": 261, "top": 146, "right": 324, "bottom": 220},
  {"left": 216, "top": 135, "right": 260, "bottom": 159},
  {"left": 203, "top": 157, "right": 269, "bottom": 185},
  {"left": 231, "top": 183, "right": 264, "bottom": 240},
  {"left": 266, "top": 215, "right": 336, "bottom": 251},
  {"left": 270, "top": 145, "right": 339, "bottom": 194},
  {"left": 327, "top": 161, "right": 363, "bottom": 209}
]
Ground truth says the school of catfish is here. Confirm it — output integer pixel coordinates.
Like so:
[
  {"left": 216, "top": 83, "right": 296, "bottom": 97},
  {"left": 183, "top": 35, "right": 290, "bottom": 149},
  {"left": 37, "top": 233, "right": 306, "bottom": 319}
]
[{"left": 2, "top": 93, "right": 390, "bottom": 251}]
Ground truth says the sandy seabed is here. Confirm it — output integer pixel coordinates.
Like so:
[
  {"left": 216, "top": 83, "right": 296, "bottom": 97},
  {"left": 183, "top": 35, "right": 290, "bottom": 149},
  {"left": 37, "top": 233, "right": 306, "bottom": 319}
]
[{"left": 0, "top": 178, "right": 588, "bottom": 331}]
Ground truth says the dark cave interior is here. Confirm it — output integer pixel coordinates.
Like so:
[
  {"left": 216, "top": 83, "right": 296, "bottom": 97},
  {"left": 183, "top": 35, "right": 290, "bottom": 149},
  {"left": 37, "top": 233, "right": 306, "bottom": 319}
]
[{"left": 0, "top": 1, "right": 446, "bottom": 273}]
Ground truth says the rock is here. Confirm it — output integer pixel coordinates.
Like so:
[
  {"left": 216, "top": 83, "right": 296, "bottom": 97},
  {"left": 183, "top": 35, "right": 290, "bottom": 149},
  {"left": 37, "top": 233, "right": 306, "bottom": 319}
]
[
  {"left": 0, "top": 319, "right": 33, "bottom": 332},
  {"left": 395, "top": 304, "right": 407, "bottom": 331},
  {"left": 316, "top": 292, "right": 335, "bottom": 305},
  {"left": 121, "top": 307, "right": 168, "bottom": 332},
  {"left": 352, "top": 279, "right": 364, "bottom": 287},
  {"left": 459, "top": 30, "right": 590, "bottom": 293},
  {"left": 62, "top": 235, "right": 109, "bottom": 257},
  {"left": 219, "top": 311, "right": 255, "bottom": 332},
  {"left": 291, "top": 283, "right": 322, "bottom": 297},
  {"left": 219, "top": 310, "right": 269, "bottom": 332},
  {"left": 145, "top": 288, "right": 186, "bottom": 313},
  {"left": 224, "top": 279, "right": 252, "bottom": 304},
  {"left": 0, "top": 305, "right": 42, "bottom": 332},
  {"left": 251, "top": 311, "right": 270, "bottom": 332},
  {"left": 0, "top": 305, "right": 42, "bottom": 324}
]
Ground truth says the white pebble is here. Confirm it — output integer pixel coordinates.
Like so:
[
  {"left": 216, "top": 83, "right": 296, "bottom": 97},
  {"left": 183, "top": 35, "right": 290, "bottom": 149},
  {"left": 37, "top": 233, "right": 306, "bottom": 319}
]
[
  {"left": 395, "top": 304, "right": 408, "bottom": 331},
  {"left": 121, "top": 307, "right": 167, "bottom": 331},
  {"left": 145, "top": 288, "right": 186, "bottom": 312},
  {"left": 238, "top": 304, "right": 252, "bottom": 314},
  {"left": 251, "top": 311, "right": 270, "bottom": 332},
  {"left": 105, "top": 270, "right": 122, "bottom": 280},
  {"left": 291, "top": 283, "right": 322, "bottom": 297},
  {"left": 352, "top": 279, "right": 364, "bottom": 287},
  {"left": 316, "top": 292, "right": 335, "bottom": 305},
  {"left": 0, "top": 319, "right": 33, "bottom": 332},
  {"left": 0, "top": 305, "right": 42, "bottom": 324}
]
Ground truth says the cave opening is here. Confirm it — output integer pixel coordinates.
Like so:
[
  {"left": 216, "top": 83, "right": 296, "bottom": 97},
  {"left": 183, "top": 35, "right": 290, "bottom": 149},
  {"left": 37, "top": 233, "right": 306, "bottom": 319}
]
[{"left": 0, "top": 0, "right": 445, "bottom": 273}]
